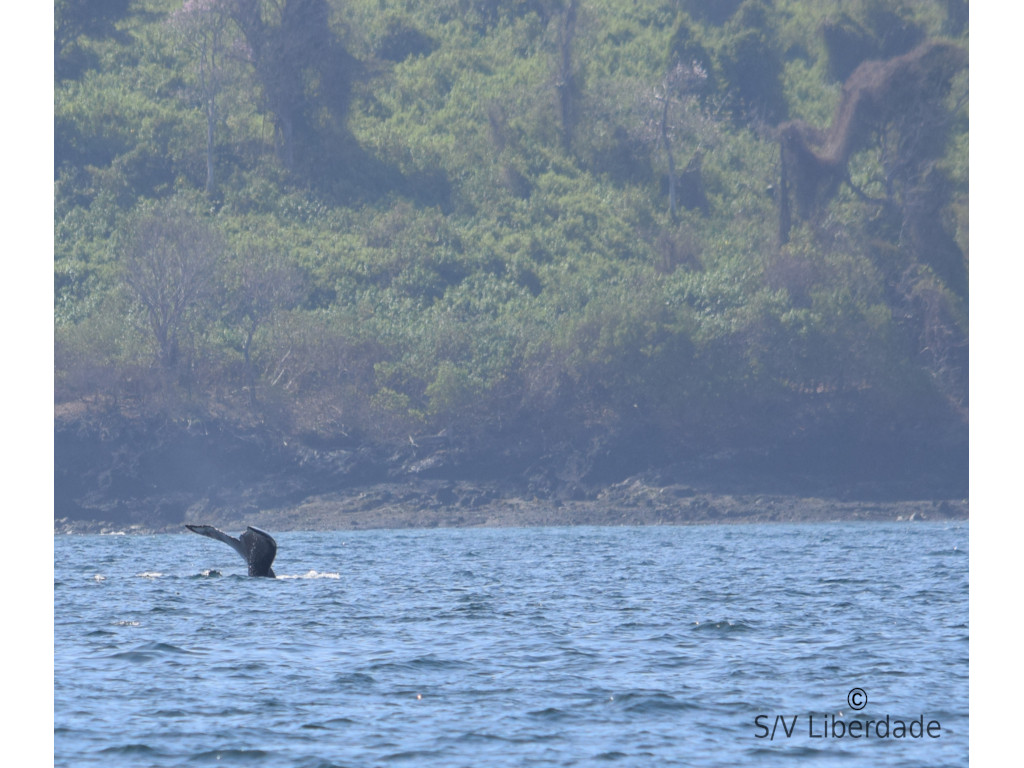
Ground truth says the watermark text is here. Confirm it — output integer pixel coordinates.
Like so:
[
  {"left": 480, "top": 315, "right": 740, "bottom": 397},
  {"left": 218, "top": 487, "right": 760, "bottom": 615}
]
[{"left": 753, "top": 689, "right": 942, "bottom": 742}]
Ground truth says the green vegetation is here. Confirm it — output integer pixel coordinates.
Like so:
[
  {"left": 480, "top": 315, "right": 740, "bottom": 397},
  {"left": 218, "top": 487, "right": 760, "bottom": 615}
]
[{"left": 55, "top": 0, "right": 968, "bottom": 490}]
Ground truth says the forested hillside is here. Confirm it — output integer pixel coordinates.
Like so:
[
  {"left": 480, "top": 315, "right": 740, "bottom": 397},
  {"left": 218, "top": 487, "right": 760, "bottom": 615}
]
[{"left": 55, "top": 0, "right": 969, "bottom": 522}]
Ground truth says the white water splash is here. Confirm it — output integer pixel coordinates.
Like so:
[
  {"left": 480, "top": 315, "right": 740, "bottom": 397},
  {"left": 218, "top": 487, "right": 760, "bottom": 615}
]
[{"left": 279, "top": 570, "right": 341, "bottom": 580}]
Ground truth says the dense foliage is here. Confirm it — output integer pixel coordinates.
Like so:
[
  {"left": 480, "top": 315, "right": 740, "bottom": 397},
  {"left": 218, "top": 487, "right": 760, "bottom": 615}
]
[{"left": 55, "top": 0, "right": 968, "bottom": 487}]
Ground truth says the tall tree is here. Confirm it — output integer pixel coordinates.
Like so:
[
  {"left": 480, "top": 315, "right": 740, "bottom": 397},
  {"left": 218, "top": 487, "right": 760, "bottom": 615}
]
[
  {"left": 648, "top": 60, "right": 712, "bottom": 220},
  {"left": 171, "top": 0, "right": 237, "bottom": 196},
  {"left": 122, "top": 200, "right": 223, "bottom": 373},
  {"left": 554, "top": 0, "right": 579, "bottom": 154},
  {"left": 227, "top": 0, "right": 356, "bottom": 175},
  {"left": 220, "top": 245, "right": 302, "bottom": 406}
]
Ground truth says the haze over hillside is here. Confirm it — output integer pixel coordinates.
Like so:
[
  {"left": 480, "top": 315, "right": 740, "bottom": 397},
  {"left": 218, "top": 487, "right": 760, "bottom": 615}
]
[{"left": 55, "top": 0, "right": 969, "bottom": 526}]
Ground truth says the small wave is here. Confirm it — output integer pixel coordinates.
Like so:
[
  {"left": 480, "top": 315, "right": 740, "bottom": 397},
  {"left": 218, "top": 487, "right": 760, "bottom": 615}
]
[
  {"left": 310, "top": 716, "right": 357, "bottom": 729},
  {"left": 293, "top": 754, "right": 353, "bottom": 768},
  {"left": 527, "top": 706, "right": 574, "bottom": 721},
  {"left": 452, "top": 600, "right": 492, "bottom": 615},
  {"left": 136, "top": 571, "right": 163, "bottom": 579},
  {"left": 99, "top": 744, "right": 164, "bottom": 756},
  {"left": 91, "top": 574, "right": 106, "bottom": 581},
  {"left": 108, "top": 642, "right": 196, "bottom": 662},
  {"left": 457, "top": 729, "right": 560, "bottom": 745},
  {"left": 108, "top": 650, "right": 158, "bottom": 662},
  {"left": 113, "top": 620, "right": 140, "bottom": 627},
  {"left": 138, "top": 642, "right": 194, "bottom": 654},
  {"left": 188, "top": 748, "right": 270, "bottom": 762},
  {"left": 332, "top": 672, "right": 375, "bottom": 687},
  {"left": 279, "top": 570, "right": 341, "bottom": 579},
  {"left": 608, "top": 691, "right": 696, "bottom": 713},
  {"left": 369, "top": 654, "right": 465, "bottom": 673},
  {"left": 691, "top": 620, "right": 755, "bottom": 634},
  {"left": 747, "top": 745, "right": 827, "bottom": 758},
  {"left": 383, "top": 749, "right": 446, "bottom": 761}
]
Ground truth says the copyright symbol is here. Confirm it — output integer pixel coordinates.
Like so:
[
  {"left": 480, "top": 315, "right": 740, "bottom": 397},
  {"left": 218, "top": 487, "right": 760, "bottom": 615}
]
[{"left": 848, "top": 688, "right": 867, "bottom": 710}]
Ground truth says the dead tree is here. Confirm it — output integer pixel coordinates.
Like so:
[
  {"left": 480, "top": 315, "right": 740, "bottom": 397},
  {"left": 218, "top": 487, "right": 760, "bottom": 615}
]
[{"left": 777, "top": 41, "right": 966, "bottom": 243}]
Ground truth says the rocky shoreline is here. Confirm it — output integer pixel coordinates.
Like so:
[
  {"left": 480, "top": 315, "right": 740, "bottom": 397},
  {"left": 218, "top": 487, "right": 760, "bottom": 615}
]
[
  {"left": 54, "top": 476, "right": 968, "bottom": 535},
  {"left": 55, "top": 410, "right": 968, "bottom": 535}
]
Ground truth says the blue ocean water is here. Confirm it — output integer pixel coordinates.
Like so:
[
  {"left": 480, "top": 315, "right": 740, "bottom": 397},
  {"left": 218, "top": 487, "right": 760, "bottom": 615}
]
[{"left": 54, "top": 522, "right": 968, "bottom": 767}]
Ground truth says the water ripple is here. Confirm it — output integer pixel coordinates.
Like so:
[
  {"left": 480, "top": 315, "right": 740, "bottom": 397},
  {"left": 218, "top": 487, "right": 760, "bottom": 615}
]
[{"left": 55, "top": 523, "right": 968, "bottom": 768}]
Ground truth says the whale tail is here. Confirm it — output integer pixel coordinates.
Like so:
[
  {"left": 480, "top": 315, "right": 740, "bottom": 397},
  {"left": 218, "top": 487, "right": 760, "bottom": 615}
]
[{"left": 186, "top": 524, "right": 277, "bottom": 578}]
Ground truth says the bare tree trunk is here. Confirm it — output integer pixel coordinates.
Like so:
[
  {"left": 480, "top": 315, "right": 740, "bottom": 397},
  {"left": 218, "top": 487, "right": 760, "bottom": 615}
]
[
  {"left": 205, "top": 98, "right": 216, "bottom": 195},
  {"left": 175, "top": 3, "right": 224, "bottom": 198},
  {"left": 555, "top": 0, "right": 578, "bottom": 154},
  {"left": 660, "top": 93, "right": 677, "bottom": 221},
  {"left": 204, "top": 26, "right": 218, "bottom": 196},
  {"left": 243, "top": 321, "right": 257, "bottom": 408},
  {"left": 778, "top": 139, "right": 791, "bottom": 244}
]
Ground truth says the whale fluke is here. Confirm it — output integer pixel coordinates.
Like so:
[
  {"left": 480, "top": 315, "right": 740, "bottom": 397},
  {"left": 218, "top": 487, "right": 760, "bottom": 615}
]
[{"left": 186, "top": 524, "right": 277, "bottom": 577}]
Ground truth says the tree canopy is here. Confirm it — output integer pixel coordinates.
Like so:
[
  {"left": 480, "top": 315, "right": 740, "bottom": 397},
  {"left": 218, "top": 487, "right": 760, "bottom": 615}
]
[{"left": 55, "top": 0, "right": 968, "bottom": 491}]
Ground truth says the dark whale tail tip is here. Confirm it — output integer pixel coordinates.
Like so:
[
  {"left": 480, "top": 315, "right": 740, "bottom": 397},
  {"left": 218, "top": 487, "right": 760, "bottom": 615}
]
[{"left": 186, "top": 524, "right": 278, "bottom": 578}]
